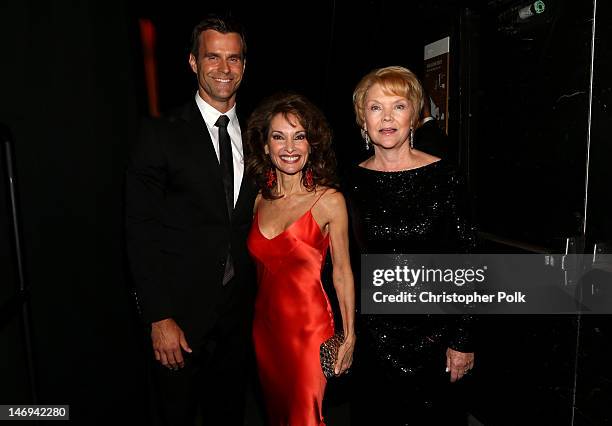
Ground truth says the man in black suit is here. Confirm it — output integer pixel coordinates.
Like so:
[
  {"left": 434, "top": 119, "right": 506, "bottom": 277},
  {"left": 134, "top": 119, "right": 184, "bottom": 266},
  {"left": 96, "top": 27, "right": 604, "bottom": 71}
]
[
  {"left": 126, "top": 15, "right": 257, "bottom": 425},
  {"left": 414, "top": 90, "right": 456, "bottom": 162}
]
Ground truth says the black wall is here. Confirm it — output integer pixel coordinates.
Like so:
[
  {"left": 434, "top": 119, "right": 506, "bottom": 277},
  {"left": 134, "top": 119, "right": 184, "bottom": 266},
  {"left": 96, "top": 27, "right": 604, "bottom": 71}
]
[
  {"left": 1, "top": 1, "right": 146, "bottom": 423},
  {"left": 1, "top": 1, "right": 610, "bottom": 425}
]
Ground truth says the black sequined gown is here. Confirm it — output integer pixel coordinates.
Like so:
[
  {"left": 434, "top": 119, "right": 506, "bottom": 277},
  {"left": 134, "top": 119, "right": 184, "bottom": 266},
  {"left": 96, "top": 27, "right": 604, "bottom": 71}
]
[{"left": 346, "top": 160, "right": 476, "bottom": 425}]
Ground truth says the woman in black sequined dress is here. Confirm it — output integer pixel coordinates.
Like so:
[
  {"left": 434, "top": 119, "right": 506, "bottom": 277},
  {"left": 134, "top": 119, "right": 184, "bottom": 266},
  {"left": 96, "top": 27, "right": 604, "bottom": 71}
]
[{"left": 347, "top": 66, "right": 476, "bottom": 425}]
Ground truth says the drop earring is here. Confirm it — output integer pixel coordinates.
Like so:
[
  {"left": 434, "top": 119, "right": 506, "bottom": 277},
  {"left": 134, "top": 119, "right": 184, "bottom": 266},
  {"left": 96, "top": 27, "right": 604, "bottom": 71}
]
[
  {"left": 305, "top": 167, "right": 314, "bottom": 187},
  {"left": 361, "top": 128, "right": 370, "bottom": 150},
  {"left": 409, "top": 127, "right": 415, "bottom": 149},
  {"left": 266, "top": 168, "right": 276, "bottom": 189}
]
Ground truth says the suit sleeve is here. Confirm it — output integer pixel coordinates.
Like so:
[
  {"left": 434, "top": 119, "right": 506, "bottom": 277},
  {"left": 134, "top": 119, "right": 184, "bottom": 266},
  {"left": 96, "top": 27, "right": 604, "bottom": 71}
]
[{"left": 125, "top": 118, "right": 174, "bottom": 323}]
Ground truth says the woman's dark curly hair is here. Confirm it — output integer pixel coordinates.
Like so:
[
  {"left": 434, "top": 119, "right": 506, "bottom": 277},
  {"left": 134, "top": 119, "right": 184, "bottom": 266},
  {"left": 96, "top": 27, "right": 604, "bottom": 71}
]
[{"left": 245, "top": 92, "right": 339, "bottom": 200}]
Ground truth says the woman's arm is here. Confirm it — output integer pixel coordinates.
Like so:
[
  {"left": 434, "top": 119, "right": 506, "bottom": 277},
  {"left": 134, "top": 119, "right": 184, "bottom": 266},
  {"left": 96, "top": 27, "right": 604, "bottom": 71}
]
[
  {"left": 317, "top": 190, "right": 356, "bottom": 375},
  {"left": 446, "top": 169, "right": 477, "bottom": 381}
]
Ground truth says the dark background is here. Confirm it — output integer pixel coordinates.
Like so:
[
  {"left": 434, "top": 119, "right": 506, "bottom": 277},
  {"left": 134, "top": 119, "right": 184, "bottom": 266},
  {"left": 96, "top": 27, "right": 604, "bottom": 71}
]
[{"left": 1, "top": 0, "right": 610, "bottom": 425}]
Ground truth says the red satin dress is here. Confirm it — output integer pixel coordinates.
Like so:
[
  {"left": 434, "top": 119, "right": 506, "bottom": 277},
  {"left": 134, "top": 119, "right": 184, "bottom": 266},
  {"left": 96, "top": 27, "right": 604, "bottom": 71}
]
[{"left": 248, "top": 195, "right": 335, "bottom": 426}]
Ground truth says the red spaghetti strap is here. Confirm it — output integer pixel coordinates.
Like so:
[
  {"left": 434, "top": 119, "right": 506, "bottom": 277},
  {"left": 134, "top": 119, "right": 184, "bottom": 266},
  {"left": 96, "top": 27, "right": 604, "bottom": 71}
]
[{"left": 309, "top": 188, "right": 329, "bottom": 210}]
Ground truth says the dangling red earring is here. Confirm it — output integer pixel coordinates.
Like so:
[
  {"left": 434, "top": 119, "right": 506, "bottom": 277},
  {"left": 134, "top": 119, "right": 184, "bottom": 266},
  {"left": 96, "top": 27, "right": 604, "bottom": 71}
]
[
  {"left": 266, "top": 168, "right": 277, "bottom": 189},
  {"left": 305, "top": 168, "right": 314, "bottom": 187}
]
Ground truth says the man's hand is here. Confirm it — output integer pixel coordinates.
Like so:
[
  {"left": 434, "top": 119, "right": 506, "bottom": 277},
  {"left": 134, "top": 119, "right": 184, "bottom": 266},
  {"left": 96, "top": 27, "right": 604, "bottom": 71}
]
[{"left": 151, "top": 318, "right": 192, "bottom": 370}]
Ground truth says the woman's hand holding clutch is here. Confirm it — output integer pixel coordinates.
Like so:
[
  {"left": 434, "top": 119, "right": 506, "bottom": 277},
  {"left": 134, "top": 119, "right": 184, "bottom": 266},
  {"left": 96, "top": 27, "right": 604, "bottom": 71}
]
[{"left": 334, "top": 332, "right": 356, "bottom": 376}]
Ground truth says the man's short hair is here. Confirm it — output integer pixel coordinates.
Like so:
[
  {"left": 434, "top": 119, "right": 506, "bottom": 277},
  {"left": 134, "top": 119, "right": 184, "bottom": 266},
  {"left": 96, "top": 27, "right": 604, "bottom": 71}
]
[{"left": 190, "top": 14, "right": 247, "bottom": 59}]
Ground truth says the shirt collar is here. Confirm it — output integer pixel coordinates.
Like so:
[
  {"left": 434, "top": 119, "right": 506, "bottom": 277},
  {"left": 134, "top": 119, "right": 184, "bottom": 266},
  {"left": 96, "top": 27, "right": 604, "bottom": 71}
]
[{"left": 195, "top": 92, "right": 238, "bottom": 128}]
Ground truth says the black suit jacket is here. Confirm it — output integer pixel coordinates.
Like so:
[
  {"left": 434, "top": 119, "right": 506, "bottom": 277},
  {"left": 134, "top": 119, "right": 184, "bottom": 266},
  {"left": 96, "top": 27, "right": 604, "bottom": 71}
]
[
  {"left": 125, "top": 100, "right": 257, "bottom": 344},
  {"left": 414, "top": 119, "right": 456, "bottom": 162}
]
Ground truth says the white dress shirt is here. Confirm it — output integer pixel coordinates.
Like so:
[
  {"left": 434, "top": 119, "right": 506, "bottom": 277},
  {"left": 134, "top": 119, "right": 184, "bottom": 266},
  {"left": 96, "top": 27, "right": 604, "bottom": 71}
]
[{"left": 195, "top": 92, "right": 244, "bottom": 207}]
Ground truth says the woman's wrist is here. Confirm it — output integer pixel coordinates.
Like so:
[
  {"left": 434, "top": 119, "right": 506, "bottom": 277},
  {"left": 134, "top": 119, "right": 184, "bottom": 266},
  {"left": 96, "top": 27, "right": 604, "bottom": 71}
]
[{"left": 343, "top": 330, "right": 356, "bottom": 340}]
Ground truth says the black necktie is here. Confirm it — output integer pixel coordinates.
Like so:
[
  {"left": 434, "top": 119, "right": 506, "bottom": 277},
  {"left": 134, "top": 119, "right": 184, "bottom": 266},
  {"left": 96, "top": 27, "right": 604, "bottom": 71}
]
[
  {"left": 215, "top": 114, "right": 234, "bottom": 216},
  {"left": 215, "top": 114, "right": 234, "bottom": 285}
]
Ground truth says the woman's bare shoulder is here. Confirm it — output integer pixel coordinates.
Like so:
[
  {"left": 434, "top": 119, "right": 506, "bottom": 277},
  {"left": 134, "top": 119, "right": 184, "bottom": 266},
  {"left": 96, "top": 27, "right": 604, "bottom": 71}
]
[
  {"left": 253, "top": 192, "right": 264, "bottom": 213},
  {"left": 315, "top": 187, "right": 346, "bottom": 211}
]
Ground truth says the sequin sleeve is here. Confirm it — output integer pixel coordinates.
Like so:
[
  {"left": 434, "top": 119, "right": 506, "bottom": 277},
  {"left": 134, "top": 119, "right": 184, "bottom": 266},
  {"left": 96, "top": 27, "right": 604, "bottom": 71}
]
[
  {"left": 446, "top": 169, "right": 478, "bottom": 353},
  {"left": 446, "top": 170, "right": 478, "bottom": 253}
]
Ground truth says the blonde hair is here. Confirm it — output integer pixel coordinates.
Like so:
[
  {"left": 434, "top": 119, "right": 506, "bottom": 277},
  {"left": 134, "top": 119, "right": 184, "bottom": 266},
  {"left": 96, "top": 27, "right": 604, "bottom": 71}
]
[{"left": 352, "top": 66, "right": 424, "bottom": 128}]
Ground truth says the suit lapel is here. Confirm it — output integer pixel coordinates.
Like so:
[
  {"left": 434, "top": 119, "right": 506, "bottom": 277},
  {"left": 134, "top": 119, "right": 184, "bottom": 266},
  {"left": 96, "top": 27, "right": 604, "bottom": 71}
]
[
  {"left": 180, "top": 100, "right": 256, "bottom": 222},
  {"left": 180, "top": 101, "right": 228, "bottom": 218},
  {"left": 181, "top": 100, "right": 221, "bottom": 171}
]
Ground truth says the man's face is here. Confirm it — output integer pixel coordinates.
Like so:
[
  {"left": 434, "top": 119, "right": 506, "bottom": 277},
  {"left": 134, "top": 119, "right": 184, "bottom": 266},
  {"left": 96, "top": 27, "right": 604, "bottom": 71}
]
[{"left": 189, "top": 30, "right": 245, "bottom": 112}]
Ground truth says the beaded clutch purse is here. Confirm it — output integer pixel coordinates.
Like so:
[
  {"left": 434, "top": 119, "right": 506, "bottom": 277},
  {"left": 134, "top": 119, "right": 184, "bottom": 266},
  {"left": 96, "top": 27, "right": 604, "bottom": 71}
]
[{"left": 320, "top": 331, "right": 345, "bottom": 379}]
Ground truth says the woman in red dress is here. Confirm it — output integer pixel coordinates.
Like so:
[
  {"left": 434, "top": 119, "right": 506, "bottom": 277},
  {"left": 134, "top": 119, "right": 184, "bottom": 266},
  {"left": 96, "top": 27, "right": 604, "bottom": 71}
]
[{"left": 245, "top": 93, "right": 355, "bottom": 426}]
